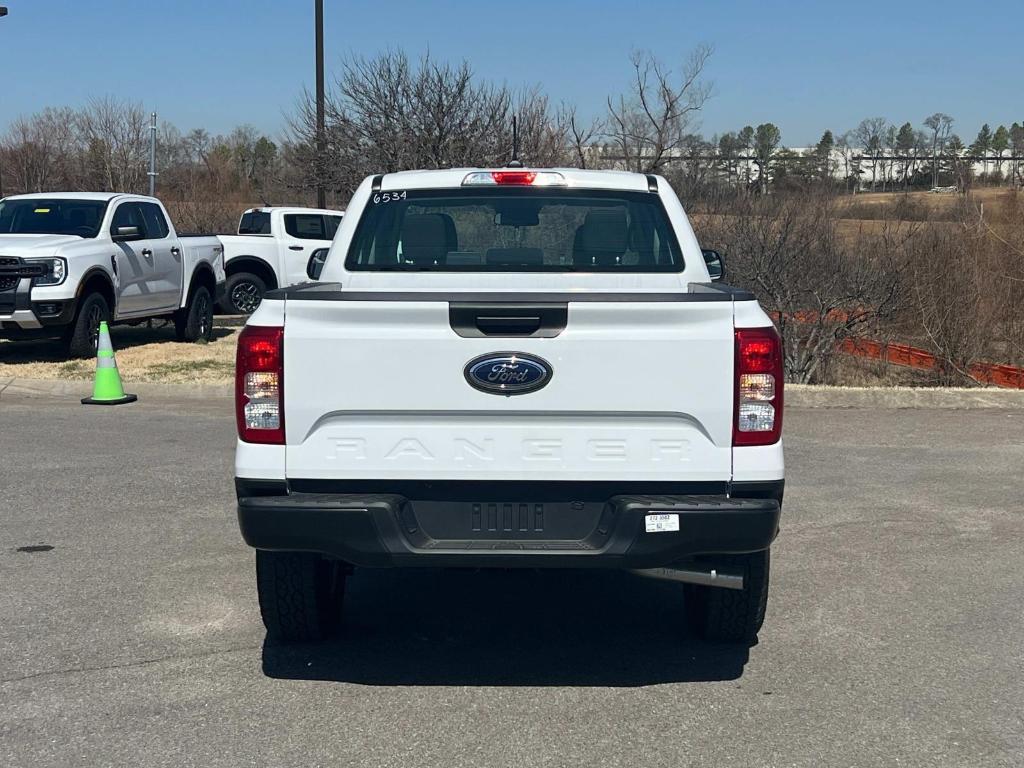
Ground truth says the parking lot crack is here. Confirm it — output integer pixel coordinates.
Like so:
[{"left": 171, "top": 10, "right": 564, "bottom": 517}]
[{"left": 0, "top": 643, "right": 260, "bottom": 686}]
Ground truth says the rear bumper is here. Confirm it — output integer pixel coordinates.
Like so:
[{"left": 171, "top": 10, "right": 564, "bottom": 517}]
[{"left": 236, "top": 481, "right": 782, "bottom": 569}]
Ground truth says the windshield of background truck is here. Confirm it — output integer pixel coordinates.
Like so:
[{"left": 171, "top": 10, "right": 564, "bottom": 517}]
[
  {"left": 0, "top": 199, "right": 108, "bottom": 238},
  {"left": 345, "top": 188, "right": 684, "bottom": 272}
]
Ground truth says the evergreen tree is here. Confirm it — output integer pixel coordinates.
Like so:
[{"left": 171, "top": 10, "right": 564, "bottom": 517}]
[
  {"left": 814, "top": 129, "right": 835, "bottom": 182},
  {"left": 991, "top": 125, "right": 1010, "bottom": 182},
  {"left": 970, "top": 123, "right": 993, "bottom": 179}
]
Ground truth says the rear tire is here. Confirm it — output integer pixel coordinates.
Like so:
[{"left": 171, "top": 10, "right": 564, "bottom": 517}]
[
  {"left": 685, "top": 549, "right": 770, "bottom": 644},
  {"left": 174, "top": 284, "right": 214, "bottom": 342},
  {"left": 224, "top": 272, "right": 266, "bottom": 315},
  {"left": 256, "top": 551, "right": 345, "bottom": 643},
  {"left": 64, "top": 292, "right": 110, "bottom": 359}
]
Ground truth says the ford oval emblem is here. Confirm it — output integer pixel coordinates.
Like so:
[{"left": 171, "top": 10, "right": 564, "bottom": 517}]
[{"left": 465, "top": 352, "right": 552, "bottom": 396}]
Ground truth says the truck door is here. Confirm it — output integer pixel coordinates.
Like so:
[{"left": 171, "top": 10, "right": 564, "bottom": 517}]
[
  {"left": 138, "top": 202, "right": 182, "bottom": 310},
  {"left": 110, "top": 202, "right": 156, "bottom": 317},
  {"left": 278, "top": 213, "right": 339, "bottom": 286}
]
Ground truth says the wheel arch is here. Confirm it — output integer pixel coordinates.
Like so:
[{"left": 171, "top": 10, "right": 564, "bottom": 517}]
[
  {"left": 76, "top": 268, "right": 116, "bottom": 311},
  {"left": 225, "top": 256, "right": 278, "bottom": 290},
  {"left": 182, "top": 263, "right": 217, "bottom": 307}
]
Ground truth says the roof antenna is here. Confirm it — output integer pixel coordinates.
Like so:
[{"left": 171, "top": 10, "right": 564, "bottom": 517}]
[{"left": 506, "top": 115, "right": 523, "bottom": 168}]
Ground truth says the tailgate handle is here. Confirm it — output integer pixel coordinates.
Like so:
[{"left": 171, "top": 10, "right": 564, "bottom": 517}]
[
  {"left": 476, "top": 315, "right": 541, "bottom": 335},
  {"left": 449, "top": 303, "right": 567, "bottom": 338}
]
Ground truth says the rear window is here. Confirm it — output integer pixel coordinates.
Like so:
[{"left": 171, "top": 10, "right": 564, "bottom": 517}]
[
  {"left": 345, "top": 188, "right": 683, "bottom": 272},
  {"left": 285, "top": 214, "right": 331, "bottom": 240},
  {"left": 238, "top": 210, "right": 271, "bottom": 235}
]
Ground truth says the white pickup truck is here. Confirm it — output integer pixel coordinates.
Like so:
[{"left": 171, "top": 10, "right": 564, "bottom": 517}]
[
  {"left": 234, "top": 168, "right": 784, "bottom": 646},
  {"left": 0, "top": 193, "right": 224, "bottom": 357},
  {"left": 217, "top": 206, "right": 343, "bottom": 314}
]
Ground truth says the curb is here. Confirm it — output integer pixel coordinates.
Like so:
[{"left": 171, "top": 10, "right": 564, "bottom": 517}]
[
  {"left": 3, "top": 378, "right": 1024, "bottom": 409},
  {"left": 787, "top": 385, "right": 1024, "bottom": 409},
  {"left": 0, "top": 377, "right": 232, "bottom": 401}
]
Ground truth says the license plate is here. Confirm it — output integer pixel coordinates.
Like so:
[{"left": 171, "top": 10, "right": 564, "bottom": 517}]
[{"left": 645, "top": 513, "right": 680, "bottom": 533}]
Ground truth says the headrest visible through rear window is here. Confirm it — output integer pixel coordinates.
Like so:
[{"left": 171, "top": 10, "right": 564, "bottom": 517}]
[
  {"left": 485, "top": 247, "right": 544, "bottom": 266},
  {"left": 400, "top": 213, "right": 451, "bottom": 265},
  {"left": 573, "top": 209, "right": 629, "bottom": 266}
]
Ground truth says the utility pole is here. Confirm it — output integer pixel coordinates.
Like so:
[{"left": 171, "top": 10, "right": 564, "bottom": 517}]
[
  {"left": 148, "top": 112, "right": 158, "bottom": 196},
  {"left": 315, "top": 0, "right": 326, "bottom": 209}
]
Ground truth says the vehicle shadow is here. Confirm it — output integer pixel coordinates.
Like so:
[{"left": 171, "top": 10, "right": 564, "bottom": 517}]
[
  {"left": 261, "top": 568, "right": 751, "bottom": 687},
  {"left": 0, "top": 323, "right": 235, "bottom": 364}
]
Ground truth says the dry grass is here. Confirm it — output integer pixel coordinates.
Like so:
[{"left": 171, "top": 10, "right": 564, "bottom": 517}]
[
  {"left": 835, "top": 186, "right": 1012, "bottom": 213},
  {"left": 0, "top": 322, "right": 238, "bottom": 384}
]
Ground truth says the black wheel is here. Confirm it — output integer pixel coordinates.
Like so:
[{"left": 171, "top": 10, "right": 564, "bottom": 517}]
[
  {"left": 225, "top": 272, "right": 266, "bottom": 315},
  {"left": 256, "top": 551, "right": 346, "bottom": 643},
  {"left": 174, "top": 285, "right": 214, "bottom": 342},
  {"left": 685, "top": 549, "right": 770, "bottom": 644},
  {"left": 65, "top": 292, "right": 110, "bottom": 359}
]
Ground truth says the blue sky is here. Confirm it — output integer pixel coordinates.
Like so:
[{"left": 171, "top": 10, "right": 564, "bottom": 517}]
[{"left": 1, "top": 0, "right": 1021, "bottom": 146}]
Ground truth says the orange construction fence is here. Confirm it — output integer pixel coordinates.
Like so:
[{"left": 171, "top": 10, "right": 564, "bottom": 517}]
[{"left": 838, "top": 338, "right": 1024, "bottom": 389}]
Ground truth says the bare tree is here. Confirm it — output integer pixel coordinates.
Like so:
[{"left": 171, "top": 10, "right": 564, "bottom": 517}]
[
  {"left": 835, "top": 131, "right": 857, "bottom": 192},
  {"left": 853, "top": 117, "right": 888, "bottom": 191},
  {"left": 699, "top": 189, "right": 906, "bottom": 382},
  {"left": 604, "top": 46, "right": 712, "bottom": 174},
  {"left": 924, "top": 112, "right": 953, "bottom": 185},
  {"left": 562, "top": 104, "right": 601, "bottom": 169},
  {"left": 75, "top": 96, "right": 148, "bottom": 192},
  {"left": 903, "top": 201, "right": 1000, "bottom": 384},
  {"left": 0, "top": 107, "right": 81, "bottom": 192},
  {"left": 283, "top": 51, "right": 573, "bottom": 201}
]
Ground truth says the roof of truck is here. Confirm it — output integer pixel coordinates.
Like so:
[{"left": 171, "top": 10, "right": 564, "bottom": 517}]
[
  {"left": 375, "top": 168, "right": 655, "bottom": 192},
  {"left": 3, "top": 192, "right": 134, "bottom": 202},
  {"left": 243, "top": 206, "right": 344, "bottom": 216}
]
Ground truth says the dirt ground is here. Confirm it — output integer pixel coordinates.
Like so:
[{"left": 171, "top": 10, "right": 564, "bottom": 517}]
[{"left": 0, "top": 321, "right": 239, "bottom": 384}]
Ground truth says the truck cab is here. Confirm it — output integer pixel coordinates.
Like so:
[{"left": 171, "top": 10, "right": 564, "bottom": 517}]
[{"left": 218, "top": 206, "right": 343, "bottom": 314}]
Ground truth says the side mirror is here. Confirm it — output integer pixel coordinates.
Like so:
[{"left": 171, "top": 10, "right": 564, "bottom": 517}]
[
  {"left": 307, "top": 248, "right": 328, "bottom": 280},
  {"left": 112, "top": 225, "right": 142, "bottom": 242},
  {"left": 702, "top": 248, "right": 725, "bottom": 282}
]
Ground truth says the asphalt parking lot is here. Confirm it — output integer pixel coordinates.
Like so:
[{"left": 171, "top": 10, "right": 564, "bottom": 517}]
[{"left": 1, "top": 395, "right": 1022, "bottom": 767}]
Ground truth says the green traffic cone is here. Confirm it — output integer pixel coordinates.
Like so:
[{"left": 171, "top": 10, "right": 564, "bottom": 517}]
[{"left": 81, "top": 321, "right": 137, "bottom": 405}]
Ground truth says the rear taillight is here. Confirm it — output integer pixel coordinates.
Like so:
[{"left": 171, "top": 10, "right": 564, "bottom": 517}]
[
  {"left": 734, "top": 327, "right": 783, "bottom": 446},
  {"left": 236, "top": 325, "right": 284, "bottom": 444}
]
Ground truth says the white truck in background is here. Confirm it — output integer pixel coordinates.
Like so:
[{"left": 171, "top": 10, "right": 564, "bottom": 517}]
[
  {"left": 0, "top": 193, "right": 224, "bottom": 357},
  {"left": 235, "top": 168, "right": 785, "bottom": 647},
  {"left": 217, "top": 207, "right": 343, "bottom": 314}
]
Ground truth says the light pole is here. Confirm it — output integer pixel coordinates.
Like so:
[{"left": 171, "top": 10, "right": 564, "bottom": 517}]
[
  {"left": 147, "top": 112, "right": 158, "bottom": 196},
  {"left": 315, "top": 0, "right": 326, "bottom": 209},
  {"left": 0, "top": 8, "right": 7, "bottom": 196}
]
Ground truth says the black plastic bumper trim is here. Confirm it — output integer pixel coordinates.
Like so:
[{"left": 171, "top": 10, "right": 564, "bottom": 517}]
[{"left": 236, "top": 485, "right": 781, "bottom": 569}]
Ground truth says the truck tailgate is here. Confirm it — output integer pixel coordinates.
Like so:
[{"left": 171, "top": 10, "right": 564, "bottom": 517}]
[{"left": 283, "top": 294, "right": 735, "bottom": 482}]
